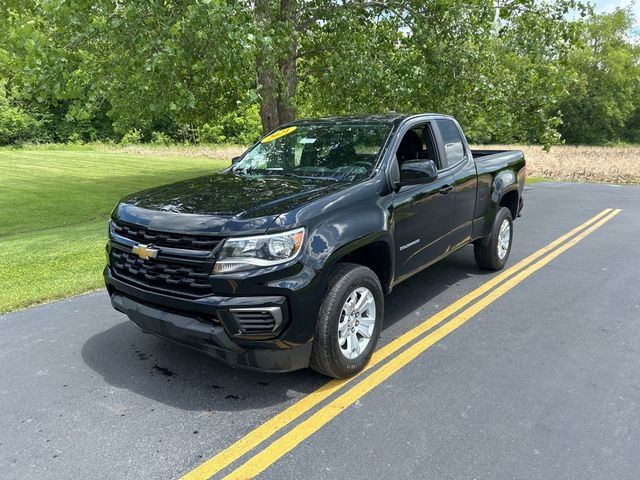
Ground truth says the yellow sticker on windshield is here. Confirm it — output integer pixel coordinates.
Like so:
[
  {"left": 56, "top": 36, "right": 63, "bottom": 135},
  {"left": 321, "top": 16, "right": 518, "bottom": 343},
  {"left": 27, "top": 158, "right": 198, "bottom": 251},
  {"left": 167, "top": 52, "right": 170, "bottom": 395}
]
[{"left": 260, "top": 126, "right": 297, "bottom": 143}]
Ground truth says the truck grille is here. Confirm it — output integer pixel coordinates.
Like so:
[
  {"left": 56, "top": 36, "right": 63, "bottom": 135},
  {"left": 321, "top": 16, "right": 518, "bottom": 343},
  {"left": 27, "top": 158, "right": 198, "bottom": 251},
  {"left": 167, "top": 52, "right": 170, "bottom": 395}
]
[
  {"left": 111, "top": 221, "right": 222, "bottom": 251},
  {"left": 110, "top": 248, "right": 212, "bottom": 296}
]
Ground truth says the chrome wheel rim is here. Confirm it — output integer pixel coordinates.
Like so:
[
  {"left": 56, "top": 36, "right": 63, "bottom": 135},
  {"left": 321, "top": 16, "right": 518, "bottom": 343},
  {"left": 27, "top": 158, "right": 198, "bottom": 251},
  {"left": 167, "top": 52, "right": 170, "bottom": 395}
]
[
  {"left": 497, "top": 219, "right": 511, "bottom": 259},
  {"left": 338, "top": 287, "right": 376, "bottom": 360}
]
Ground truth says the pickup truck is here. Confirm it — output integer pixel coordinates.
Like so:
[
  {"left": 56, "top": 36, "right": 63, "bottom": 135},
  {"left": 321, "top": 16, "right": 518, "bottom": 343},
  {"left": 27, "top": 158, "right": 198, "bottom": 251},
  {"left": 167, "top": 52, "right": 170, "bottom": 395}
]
[{"left": 105, "top": 114, "right": 525, "bottom": 378}]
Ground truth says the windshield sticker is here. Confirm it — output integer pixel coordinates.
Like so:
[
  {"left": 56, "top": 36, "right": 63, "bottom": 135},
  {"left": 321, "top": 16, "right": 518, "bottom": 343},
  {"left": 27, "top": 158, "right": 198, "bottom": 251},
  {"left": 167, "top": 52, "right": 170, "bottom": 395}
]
[{"left": 261, "top": 126, "right": 297, "bottom": 143}]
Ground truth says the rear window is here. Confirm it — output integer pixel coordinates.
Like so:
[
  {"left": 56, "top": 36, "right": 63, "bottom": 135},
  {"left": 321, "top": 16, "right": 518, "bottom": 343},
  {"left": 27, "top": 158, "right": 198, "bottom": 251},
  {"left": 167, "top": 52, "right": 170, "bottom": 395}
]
[{"left": 436, "top": 119, "right": 465, "bottom": 167}]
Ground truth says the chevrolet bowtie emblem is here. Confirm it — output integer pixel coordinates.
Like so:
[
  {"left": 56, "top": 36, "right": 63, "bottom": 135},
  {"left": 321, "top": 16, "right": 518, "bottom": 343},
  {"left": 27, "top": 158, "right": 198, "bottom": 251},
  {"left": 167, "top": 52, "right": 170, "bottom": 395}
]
[{"left": 131, "top": 244, "right": 159, "bottom": 260}]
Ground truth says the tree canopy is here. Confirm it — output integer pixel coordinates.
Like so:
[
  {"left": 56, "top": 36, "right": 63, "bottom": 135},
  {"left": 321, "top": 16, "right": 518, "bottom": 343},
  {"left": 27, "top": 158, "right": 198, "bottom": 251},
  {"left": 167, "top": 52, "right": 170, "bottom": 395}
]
[{"left": 0, "top": 0, "right": 638, "bottom": 146}]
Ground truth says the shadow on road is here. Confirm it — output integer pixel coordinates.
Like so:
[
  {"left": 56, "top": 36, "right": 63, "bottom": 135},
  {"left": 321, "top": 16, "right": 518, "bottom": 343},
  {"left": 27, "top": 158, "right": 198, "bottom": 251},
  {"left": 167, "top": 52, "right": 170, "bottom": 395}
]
[{"left": 81, "top": 246, "right": 490, "bottom": 412}]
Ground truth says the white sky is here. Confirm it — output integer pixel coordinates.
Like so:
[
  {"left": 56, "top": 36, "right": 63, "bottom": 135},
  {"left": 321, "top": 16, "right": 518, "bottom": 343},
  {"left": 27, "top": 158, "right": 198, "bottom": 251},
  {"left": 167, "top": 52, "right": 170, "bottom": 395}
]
[
  {"left": 592, "top": 0, "right": 640, "bottom": 38},
  {"left": 593, "top": 0, "right": 639, "bottom": 22}
]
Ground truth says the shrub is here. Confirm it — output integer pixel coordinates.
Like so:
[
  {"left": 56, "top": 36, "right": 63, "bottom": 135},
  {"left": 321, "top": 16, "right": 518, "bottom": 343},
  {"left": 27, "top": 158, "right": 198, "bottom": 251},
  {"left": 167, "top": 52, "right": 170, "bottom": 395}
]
[
  {"left": 67, "top": 132, "right": 84, "bottom": 145},
  {"left": 197, "top": 105, "right": 262, "bottom": 145},
  {"left": 151, "top": 131, "right": 173, "bottom": 145},
  {"left": 0, "top": 86, "right": 40, "bottom": 145},
  {"left": 197, "top": 123, "right": 226, "bottom": 144},
  {"left": 120, "top": 129, "right": 142, "bottom": 145}
]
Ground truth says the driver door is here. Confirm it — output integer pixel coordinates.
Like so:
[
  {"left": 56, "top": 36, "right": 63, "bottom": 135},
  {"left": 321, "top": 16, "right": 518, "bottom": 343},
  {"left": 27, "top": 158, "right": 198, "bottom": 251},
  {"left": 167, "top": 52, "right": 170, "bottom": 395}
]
[{"left": 392, "top": 122, "right": 456, "bottom": 281}]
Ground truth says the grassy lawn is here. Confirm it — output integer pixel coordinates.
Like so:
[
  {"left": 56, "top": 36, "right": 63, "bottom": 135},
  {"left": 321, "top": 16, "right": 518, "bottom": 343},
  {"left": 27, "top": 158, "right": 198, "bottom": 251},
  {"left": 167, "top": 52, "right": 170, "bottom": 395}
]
[
  {"left": 0, "top": 147, "right": 236, "bottom": 313},
  {"left": 526, "top": 176, "right": 550, "bottom": 184}
]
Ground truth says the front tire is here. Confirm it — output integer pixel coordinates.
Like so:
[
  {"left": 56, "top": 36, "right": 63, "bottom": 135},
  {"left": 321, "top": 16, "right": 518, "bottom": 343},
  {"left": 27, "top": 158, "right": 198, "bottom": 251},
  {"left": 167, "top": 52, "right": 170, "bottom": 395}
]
[
  {"left": 310, "top": 263, "right": 384, "bottom": 378},
  {"left": 474, "top": 207, "right": 513, "bottom": 270}
]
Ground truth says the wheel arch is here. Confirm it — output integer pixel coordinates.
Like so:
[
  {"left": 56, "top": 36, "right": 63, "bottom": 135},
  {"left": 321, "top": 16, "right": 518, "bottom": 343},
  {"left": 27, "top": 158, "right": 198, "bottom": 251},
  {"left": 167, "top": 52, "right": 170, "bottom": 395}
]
[
  {"left": 499, "top": 189, "right": 520, "bottom": 219},
  {"left": 319, "top": 234, "right": 394, "bottom": 295},
  {"left": 336, "top": 240, "right": 394, "bottom": 294}
]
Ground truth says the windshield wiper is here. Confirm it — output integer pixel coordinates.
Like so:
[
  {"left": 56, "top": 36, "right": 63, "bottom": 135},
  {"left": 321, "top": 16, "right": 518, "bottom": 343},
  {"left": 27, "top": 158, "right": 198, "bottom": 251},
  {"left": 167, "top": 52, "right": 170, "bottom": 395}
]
[
  {"left": 235, "top": 168, "right": 343, "bottom": 182},
  {"left": 234, "top": 168, "right": 301, "bottom": 178}
]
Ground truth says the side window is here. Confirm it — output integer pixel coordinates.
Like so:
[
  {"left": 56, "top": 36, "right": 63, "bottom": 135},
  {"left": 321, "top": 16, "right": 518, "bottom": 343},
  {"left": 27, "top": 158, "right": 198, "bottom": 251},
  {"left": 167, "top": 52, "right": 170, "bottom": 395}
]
[
  {"left": 436, "top": 119, "right": 465, "bottom": 168},
  {"left": 395, "top": 123, "right": 440, "bottom": 168}
]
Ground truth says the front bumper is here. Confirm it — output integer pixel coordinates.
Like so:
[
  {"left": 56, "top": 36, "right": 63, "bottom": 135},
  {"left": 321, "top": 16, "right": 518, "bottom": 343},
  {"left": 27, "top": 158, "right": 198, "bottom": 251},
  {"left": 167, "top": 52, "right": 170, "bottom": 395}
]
[{"left": 104, "top": 268, "right": 313, "bottom": 372}]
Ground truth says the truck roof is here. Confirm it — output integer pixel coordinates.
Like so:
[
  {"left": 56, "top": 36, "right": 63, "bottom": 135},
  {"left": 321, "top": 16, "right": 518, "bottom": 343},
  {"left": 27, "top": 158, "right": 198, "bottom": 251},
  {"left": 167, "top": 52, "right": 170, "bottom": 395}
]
[{"left": 290, "top": 113, "right": 450, "bottom": 127}]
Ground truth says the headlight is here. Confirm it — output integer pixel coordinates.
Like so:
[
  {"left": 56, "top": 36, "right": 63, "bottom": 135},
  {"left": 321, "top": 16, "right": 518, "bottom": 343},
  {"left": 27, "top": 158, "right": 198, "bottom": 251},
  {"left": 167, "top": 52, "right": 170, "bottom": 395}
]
[{"left": 213, "top": 227, "right": 305, "bottom": 274}]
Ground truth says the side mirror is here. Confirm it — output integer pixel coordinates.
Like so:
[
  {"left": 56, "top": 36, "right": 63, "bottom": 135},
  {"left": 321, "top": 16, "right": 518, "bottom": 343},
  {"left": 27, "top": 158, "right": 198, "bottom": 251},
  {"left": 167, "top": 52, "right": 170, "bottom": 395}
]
[
  {"left": 395, "top": 159, "right": 438, "bottom": 188},
  {"left": 231, "top": 156, "right": 241, "bottom": 165}
]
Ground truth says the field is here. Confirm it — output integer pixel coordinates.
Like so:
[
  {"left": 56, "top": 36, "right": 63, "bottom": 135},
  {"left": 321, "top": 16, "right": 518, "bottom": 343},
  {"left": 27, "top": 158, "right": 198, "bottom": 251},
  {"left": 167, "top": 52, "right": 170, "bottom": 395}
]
[
  {"left": 1, "top": 143, "right": 638, "bottom": 313},
  {"left": 479, "top": 144, "right": 640, "bottom": 184},
  {"left": 0, "top": 146, "right": 241, "bottom": 313}
]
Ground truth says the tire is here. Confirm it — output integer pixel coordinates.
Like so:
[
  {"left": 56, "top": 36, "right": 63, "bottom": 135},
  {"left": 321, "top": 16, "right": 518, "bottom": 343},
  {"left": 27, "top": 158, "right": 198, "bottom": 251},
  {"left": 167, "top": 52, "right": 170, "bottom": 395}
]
[
  {"left": 310, "top": 263, "right": 384, "bottom": 378},
  {"left": 474, "top": 207, "right": 513, "bottom": 271}
]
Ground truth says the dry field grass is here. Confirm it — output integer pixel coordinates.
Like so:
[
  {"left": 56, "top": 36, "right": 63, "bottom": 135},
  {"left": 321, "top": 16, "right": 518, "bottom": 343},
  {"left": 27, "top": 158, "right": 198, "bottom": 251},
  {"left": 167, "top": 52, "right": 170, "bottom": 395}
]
[
  {"left": 477, "top": 145, "right": 640, "bottom": 184},
  {"left": 100, "top": 143, "right": 245, "bottom": 160}
]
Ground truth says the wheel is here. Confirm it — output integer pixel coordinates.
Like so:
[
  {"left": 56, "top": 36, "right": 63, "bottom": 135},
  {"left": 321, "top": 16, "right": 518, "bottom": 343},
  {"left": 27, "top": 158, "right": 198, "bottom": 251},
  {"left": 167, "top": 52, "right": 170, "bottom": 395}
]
[
  {"left": 474, "top": 207, "right": 513, "bottom": 270},
  {"left": 310, "top": 263, "right": 384, "bottom": 378}
]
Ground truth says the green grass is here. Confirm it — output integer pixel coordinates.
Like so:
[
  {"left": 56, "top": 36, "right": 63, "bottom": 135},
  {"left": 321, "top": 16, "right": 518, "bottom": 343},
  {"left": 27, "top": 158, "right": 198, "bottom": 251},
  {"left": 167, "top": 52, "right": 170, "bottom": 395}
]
[
  {"left": 526, "top": 175, "right": 551, "bottom": 184},
  {"left": 0, "top": 148, "right": 230, "bottom": 313}
]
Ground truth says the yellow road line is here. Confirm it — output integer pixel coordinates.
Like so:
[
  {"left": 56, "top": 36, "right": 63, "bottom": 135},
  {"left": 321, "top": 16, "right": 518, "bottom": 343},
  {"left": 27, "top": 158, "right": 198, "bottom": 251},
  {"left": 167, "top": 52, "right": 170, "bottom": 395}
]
[
  {"left": 225, "top": 209, "right": 620, "bottom": 479},
  {"left": 180, "top": 208, "right": 613, "bottom": 480}
]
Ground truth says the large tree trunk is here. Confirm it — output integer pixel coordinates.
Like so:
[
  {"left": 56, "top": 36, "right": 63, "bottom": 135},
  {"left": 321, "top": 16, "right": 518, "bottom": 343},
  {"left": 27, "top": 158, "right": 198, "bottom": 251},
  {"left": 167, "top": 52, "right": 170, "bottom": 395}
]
[
  {"left": 255, "top": 0, "right": 298, "bottom": 133},
  {"left": 276, "top": 0, "right": 297, "bottom": 125},
  {"left": 256, "top": 54, "right": 280, "bottom": 133},
  {"left": 255, "top": 0, "right": 280, "bottom": 133}
]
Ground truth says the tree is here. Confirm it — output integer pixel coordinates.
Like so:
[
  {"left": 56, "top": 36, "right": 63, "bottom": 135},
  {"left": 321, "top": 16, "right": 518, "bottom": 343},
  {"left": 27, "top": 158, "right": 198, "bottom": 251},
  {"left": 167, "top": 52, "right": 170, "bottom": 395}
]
[
  {"left": 558, "top": 9, "right": 640, "bottom": 144},
  {"left": 5, "top": 0, "right": 636, "bottom": 147}
]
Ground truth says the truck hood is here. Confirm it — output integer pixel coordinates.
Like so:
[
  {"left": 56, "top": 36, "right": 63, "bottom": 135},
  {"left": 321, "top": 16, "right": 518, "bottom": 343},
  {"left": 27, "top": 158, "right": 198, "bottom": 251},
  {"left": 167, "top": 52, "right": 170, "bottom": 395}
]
[{"left": 113, "top": 173, "right": 351, "bottom": 235}]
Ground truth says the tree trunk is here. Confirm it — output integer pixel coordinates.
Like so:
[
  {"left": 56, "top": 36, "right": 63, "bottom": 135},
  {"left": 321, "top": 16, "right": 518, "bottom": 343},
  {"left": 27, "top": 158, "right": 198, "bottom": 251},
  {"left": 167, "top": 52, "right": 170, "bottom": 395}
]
[
  {"left": 256, "top": 55, "right": 280, "bottom": 133},
  {"left": 276, "top": 0, "right": 297, "bottom": 125},
  {"left": 255, "top": 0, "right": 279, "bottom": 133},
  {"left": 254, "top": 0, "right": 298, "bottom": 134}
]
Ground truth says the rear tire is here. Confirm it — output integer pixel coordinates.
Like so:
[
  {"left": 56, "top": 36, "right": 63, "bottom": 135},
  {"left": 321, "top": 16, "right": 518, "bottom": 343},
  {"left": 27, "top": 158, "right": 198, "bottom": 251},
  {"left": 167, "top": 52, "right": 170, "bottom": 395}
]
[
  {"left": 474, "top": 207, "right": 513, "bottom": 270},
  {"left": 310, "top": 263, "right": 384, "bottom": 378}
]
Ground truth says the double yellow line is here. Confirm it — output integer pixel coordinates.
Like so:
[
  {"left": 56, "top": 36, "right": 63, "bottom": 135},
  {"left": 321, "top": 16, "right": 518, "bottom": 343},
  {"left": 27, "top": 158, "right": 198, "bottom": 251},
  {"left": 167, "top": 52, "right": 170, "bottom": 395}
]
[{"left": 182, "top": 208, "right": 621, "bottom": 480}]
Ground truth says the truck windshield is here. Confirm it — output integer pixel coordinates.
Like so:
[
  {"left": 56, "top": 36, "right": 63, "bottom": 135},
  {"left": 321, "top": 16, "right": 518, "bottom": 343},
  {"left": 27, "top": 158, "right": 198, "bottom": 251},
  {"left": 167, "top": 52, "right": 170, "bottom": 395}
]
[{"left": 232, "top": 123, "right": 391, "bottom": 181}]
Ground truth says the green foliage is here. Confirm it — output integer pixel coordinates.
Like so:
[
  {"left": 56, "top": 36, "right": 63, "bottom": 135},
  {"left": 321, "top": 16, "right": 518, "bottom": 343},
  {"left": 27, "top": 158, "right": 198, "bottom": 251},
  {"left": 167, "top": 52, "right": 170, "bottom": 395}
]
[
  {"left": 120, "top": 129, "right": 142, "bottom": 145},
  {"left": 197, "top": 106, "right": 262, "bottom": 145},
  {"left": 67, "top": 132, "right": 84, "bottom": 145},
  {"left": 0, "top": 1, "right": 638, "bottom": 146},
  {"left": 0, "top": 82, "right": 40, "bottom": 145},
  {"left": 624, "top": 107, "right": 640, "bottom": 143},
  {"left": 558, "top": 10, "right": 640, "bottom": 144},
  {"left": 197, "top": 123, "right": 225, "bottom": 144},
  {"left": 0, "top": 101, "right": 37, "bottom": 145},
  {"left": 151, "top": 131, "right": 173, "bottom": 145}
]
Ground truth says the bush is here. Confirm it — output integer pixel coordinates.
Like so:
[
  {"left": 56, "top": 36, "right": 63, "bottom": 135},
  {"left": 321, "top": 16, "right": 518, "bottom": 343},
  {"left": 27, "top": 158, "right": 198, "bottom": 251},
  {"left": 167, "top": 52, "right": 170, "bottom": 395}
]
[
  {"left": 120, "top": 129, "right": 142, "bottom": 145},
  {"left": 197, "top": 123, "right": 226, "bottom": 144},
  {"left": 67, "top": 132, "right": 84, "bottom": 145},
  {"left": 151, "top": 131, "right": 173, "bottom": 145},
  {"left": 197, "top": 105, "right": 262, "bottom": 145},
  {"left": 0, "top": 85, "right": 40, "bottom": 145},
  {"left": 0, "top": 106, "right": 38, "bottom": 145}
]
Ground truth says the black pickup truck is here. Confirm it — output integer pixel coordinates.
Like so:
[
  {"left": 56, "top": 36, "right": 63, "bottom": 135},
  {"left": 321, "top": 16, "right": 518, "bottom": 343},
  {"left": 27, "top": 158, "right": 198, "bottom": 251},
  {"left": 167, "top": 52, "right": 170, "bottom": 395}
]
[{"left": 105, "top": 114, "right": 525, "bottom": 378}]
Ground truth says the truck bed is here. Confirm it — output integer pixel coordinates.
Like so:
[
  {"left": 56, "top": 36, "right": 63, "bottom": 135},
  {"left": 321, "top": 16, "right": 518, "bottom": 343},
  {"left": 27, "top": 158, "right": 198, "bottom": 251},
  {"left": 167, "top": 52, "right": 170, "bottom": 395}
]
[{"left": 471, "top": 149, "right": 518, "bottom": 159}]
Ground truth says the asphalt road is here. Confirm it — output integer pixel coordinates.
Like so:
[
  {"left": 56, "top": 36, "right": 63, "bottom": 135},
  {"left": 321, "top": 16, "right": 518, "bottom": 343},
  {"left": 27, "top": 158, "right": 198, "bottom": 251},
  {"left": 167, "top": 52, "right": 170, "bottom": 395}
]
[{"left": 1, "top": 182, "right": 639, "bottom": 480}]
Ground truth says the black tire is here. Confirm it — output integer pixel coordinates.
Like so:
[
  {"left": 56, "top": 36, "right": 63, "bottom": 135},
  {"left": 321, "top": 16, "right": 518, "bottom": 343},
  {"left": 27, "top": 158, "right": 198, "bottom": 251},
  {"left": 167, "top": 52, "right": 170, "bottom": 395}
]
[
  {"left": 474, "top": 207, "right": 513, "bottom": 270},
  {"left": 310, "top": 263, "right": 384, "bottom": 378}
]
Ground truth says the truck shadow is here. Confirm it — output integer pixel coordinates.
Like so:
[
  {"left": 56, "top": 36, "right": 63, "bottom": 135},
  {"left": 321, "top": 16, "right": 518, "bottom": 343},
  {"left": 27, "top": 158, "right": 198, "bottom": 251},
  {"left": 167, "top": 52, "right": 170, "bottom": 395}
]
[{"left": 81, "top": 245, "right": 492, "bottom": 413}]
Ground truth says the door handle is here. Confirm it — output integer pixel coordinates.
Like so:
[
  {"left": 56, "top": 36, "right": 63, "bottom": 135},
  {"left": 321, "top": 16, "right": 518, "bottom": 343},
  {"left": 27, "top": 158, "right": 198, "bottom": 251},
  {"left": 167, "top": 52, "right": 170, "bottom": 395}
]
[{"left": 439, "top": 185, "right": 453, "bottom": 194}]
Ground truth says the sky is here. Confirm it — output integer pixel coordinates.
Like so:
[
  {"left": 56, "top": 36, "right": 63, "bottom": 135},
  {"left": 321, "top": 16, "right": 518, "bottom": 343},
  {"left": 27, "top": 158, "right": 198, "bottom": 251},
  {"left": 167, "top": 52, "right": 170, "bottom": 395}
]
[
  {"left": 592, "top": 0, "right": 640, "bottom": 38},
  {"left": 593, "top": 0, "right": 639, "bottom": 22}
]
